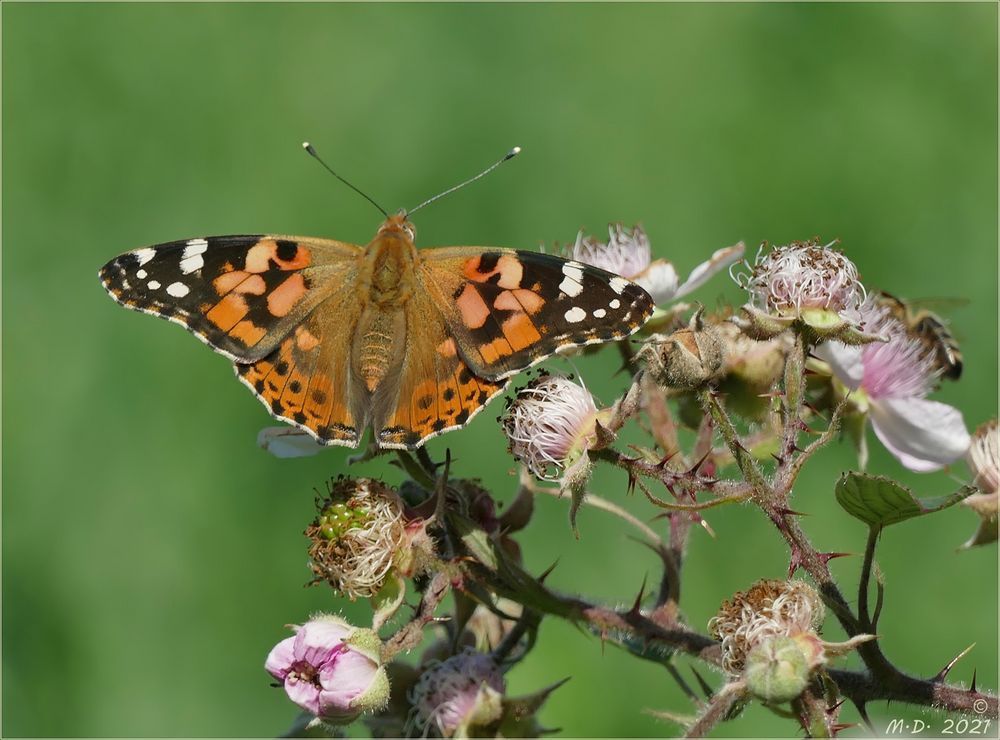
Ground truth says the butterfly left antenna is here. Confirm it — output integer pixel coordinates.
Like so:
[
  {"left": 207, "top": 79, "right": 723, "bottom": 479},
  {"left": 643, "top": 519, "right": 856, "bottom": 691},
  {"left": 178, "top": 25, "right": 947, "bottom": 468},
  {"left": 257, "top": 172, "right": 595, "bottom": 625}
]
[{"left": 302, "top": 142, "right": 388, "bottom": 218}]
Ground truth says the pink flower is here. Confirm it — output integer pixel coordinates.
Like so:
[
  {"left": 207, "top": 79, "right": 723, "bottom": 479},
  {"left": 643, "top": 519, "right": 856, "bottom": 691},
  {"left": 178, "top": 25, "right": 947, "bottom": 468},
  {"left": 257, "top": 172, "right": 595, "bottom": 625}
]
[
  {"left": 411, "top": 649, "right": 506, "bottom": 737},
  {"left": 817, "top": 297, "right": 970, "bottom": 472},
  {"left": 501, "top": 375, "right": 601, "bottom": 480},
  {"left": 570, "top": 224, "right": 744, "bottom": 304},
  {"left": 265, "top": 615, "right": 389, "bottom": 723}
]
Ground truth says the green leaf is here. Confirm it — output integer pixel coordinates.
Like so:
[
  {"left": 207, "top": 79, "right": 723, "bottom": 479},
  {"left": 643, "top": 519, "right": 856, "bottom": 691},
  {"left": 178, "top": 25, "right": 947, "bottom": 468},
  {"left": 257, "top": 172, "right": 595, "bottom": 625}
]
[{"left": 835, "top": 471, "right": 976, "bottom": 530}]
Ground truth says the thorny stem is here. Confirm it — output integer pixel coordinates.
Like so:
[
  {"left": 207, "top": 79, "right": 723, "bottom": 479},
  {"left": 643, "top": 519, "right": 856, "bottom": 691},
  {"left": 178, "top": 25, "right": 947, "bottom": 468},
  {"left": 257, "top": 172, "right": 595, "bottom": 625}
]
[
  {"left": 699, "top": 390, "right": 771, "bottom": 496},
  {"left": 684, "top": 681, "right": 746, "bottom": 738},
  {"left": 858, "top": 527, "right": 880, "bottom": 632},
  {"left": 382, "top": 571, "right": 452, "bottom": 662}
]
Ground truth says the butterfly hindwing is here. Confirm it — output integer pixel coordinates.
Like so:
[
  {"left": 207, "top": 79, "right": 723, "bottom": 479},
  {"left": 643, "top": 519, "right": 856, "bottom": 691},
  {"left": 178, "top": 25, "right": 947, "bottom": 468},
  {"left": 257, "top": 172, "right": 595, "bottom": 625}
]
[
  {"left": 372, "top": 284, "right": 507, "bottom": 449},
  {"left": 235, "top": 290, "right": 364, "bottom": 447},
  {"left": 417, "top": 247, "right": 654, "bottom": 381},
  {"left": 99, "top": 235, "right": 362, "bottom": 362}
]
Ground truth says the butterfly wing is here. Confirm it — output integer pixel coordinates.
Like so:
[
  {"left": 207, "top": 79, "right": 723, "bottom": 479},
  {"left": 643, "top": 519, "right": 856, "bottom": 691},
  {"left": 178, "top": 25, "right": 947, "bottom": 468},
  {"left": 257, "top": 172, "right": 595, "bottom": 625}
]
[
  {"left": 417, "top": 247, "right": 654, "bottom": 381},
  {"left": 99, "top": 235, "right": 363, "bottom": 362},
  {"left": 101, "top": 235, "right": 367, "bottom": 446},
  {"left": 371, "top": 284, "right": 507, "bottom": 450}
]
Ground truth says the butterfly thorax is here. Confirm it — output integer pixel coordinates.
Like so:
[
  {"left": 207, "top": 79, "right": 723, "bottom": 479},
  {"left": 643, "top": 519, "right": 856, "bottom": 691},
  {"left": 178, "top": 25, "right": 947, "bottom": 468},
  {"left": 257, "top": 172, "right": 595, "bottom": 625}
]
[{"left": 354, "top": 221, "right": 419, "bottom": 392}]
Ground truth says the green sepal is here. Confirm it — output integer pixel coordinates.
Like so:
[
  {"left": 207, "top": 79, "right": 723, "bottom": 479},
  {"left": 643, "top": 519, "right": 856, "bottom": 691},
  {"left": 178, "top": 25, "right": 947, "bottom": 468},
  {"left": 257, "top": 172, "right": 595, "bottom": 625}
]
[{"left": 370, "top": 574, "right": 406, "bottom": 631}]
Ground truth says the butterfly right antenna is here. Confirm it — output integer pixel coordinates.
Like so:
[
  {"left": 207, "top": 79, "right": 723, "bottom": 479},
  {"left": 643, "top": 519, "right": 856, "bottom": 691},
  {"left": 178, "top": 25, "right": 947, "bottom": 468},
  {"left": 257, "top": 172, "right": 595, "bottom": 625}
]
[
  {"left": 302, "top": 141, "right": 388, "bottom": 218},
  {"left": 406, "top": 146, "right": 521, "bottom": 217}
]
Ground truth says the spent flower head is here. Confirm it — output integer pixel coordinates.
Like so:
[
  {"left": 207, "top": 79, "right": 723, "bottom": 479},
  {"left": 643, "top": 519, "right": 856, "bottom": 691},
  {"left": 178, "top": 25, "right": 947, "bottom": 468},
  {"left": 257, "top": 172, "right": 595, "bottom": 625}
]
[
  {"left": 501, "top": 374, "right": 604, "bottom": 480},
  {"left": 817, "top": 296, "right": 970, "bottom": 472},
  {"left": 709, "top": 579, "right": 825, "bottom": 676},
  {"left": 265, "top": 614, "right": 389, "bottom": 724},
  {"left": 410, "top": 648, "right": 506, "bottom": 737},
  {"left": 306, "top": 478, "right": 410, "bottom": 599}
]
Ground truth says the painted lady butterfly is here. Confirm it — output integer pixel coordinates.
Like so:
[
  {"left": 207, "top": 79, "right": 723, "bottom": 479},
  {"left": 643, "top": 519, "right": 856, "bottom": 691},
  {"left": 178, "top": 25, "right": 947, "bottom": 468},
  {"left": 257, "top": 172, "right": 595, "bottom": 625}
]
[{"left": 99, "top": 177, "right": 654, "bottom": 449}]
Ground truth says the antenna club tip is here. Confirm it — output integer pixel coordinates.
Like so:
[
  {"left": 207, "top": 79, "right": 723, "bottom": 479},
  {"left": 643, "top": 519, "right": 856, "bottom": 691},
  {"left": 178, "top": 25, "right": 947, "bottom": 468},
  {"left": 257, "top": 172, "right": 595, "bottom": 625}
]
[
  {"left": 302, "top": 141, "right": 316, "bottom": 154},
  {"left": 506, "top": 146, "right": 522, "bottom": 160}
]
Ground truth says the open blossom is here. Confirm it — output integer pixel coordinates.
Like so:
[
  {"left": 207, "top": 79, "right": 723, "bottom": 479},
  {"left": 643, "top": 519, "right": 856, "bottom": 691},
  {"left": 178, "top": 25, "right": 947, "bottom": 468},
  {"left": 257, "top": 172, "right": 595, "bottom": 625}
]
[
  {"left": 817, "top": 296, "right": 970, "bottom": 472},
  {"left": 410, "top": 649, "right": 505, "bottom": 737},
  {"left": 501, "top": 374, "right": 602, "bottom": 480},
  {"left": 570, "top": 223, "right": 744, "bottom": 304},
  {"left": 265, "top": 615, "right": 389, "bottom": 723}
]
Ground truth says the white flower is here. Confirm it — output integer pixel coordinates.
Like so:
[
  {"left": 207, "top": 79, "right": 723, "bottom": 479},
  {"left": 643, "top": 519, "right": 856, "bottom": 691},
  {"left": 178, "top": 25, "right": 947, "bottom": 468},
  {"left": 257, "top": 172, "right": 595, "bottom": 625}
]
[
  {"left": 570, "top": 223, "right": 744, "bottom": 304},
  {"left": 816, "top": 296, "right": 970, "bottom": 472}
]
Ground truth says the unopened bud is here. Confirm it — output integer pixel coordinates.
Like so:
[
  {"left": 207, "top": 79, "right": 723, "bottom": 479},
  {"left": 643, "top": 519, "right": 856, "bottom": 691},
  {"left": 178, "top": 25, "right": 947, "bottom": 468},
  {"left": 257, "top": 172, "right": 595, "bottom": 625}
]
[{"left": 640, "top": 307, "right": 726, "bottom": 390}]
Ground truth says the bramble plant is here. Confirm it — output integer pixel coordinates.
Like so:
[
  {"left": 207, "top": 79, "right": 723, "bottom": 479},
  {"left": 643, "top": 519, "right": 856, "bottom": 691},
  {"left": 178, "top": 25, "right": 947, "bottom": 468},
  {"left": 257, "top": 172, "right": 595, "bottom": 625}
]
[{"left": 262, "top": 230, "right": 997, "bottom": 738}]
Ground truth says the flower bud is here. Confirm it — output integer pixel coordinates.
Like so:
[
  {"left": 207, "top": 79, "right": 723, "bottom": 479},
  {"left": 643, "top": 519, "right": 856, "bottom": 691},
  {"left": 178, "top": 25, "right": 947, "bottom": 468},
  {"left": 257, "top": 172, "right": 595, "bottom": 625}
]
[
  {"left": 501, "top": 374, "right": 606, "bottom": 480},
  {"left": 961, "top": 419, "right": 998, "bottom": 548},
  {"left": 305, "top": 478, "right": 408, "bottom": 599},
  {"left": 265, "top": 615, "right": 390, "bottom": 724},
  {"left": 639, "top": 307, "right": 725, "bottom": 390},
  {"left": 411, "top": 648, "right": 506, "bottom": 737}
]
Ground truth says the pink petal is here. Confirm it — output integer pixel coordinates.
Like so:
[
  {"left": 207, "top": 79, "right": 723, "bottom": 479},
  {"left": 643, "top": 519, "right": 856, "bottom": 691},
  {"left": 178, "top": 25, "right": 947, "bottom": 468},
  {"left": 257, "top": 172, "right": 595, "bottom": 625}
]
[
  {"left": 294, "top": 620, "right": 351, "bottom": 666},
  {"left": 285, "top": 676, "right": 322, "bottom": 715},
  {"left": 318, "top": 649, "right": 378, "bottom": 708},
  {"left": 264, "top": 636, "right": 298, "bottom": 680},
  {"left": 674, "top": 242, "right": 745, "bottom": 300},
  {"left": 814, "top": 341, "right": 864, "bottom": 389},
  {"left": 635, "top": 260, "right": 680, "bottom": 304},
  {"left": 870, "top": 397, "right": 971, "bottom": 472}
]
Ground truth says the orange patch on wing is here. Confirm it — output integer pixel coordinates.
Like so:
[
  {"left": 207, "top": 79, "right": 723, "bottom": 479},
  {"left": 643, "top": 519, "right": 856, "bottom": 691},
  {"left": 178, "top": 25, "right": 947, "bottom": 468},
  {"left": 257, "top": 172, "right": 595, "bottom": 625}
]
[
  {"left": 295, "top": 326, "right": 320, "bottom": 351},
  {"left": 213, "top": 270, "right": 251, "bottom": 295},
  {"left": 275, "top": 244, "right": 311, "bottom": 270},
  {"left": 478, "top": 336, "right": 514, "bottom": 365},
  {"left": 456, "top": 284, "right": 491, "bottom": 329},
  {"left": 494, "top": 288, "right": 544, "bottom": 314},
  {"left": 462, "top": 254, "right": 524, "bottom": 290},
  {"left": 267, "top": 274, "right": 307, "bottom": 317},
  {"left": 245, "top": 241, "right": 277, "bottom": 273},
  {"left": 436, "top": 337, "right": 458, "bottom": 357},
  {"left": 501, "top": 313, "right": 542, "bottom": 352},
  {"left": 229, "top": 319, "right": 267, "bottom": 346},
  {"left": 235, "top": 274, "right": 267, "bottom": 295},
  {"left": 206, "top": 293, "right": 250, "bottom": 331}
]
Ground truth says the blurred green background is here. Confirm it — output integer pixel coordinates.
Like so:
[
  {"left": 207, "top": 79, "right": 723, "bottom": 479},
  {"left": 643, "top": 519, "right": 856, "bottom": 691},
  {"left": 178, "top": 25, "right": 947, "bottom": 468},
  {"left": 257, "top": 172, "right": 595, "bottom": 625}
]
[{"left": 3, "top": 3, "right": 997, "bottom": 737}]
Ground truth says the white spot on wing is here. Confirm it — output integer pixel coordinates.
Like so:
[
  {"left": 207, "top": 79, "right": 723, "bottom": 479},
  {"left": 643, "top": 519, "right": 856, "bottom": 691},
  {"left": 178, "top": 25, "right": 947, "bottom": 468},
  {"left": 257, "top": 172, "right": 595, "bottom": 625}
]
[
  {"left": 167, "top": 281, "right": 190, "bottom": 298},
  {"left": 134, "top": 248, "right": 156, "bottom": 266},
  {"left": 609, "top": 276, "right": 628, "bottom": 295},
  {"left": 593, "top": 308, "right": 607, "bottom": 318},
  {"left": 136, "top": 269, "right": 147, "bottom": 279},
  {"left": 147, "top": 280, "right": 161, "bottom": 290},
  {"left": 564, "top": 306, "right": 587, "bottom": 323},
  {"left": 180, "top": 239, "right": 208, "bottom": 274},
  {"left": 609, "top": 299, "right": 621, "bottom": 309},
  {"left": 559, "top": 276, "right": 583, "bottom": 297},
  {"left": 184, "top": 238, "right": 209, "bottom": 256}
]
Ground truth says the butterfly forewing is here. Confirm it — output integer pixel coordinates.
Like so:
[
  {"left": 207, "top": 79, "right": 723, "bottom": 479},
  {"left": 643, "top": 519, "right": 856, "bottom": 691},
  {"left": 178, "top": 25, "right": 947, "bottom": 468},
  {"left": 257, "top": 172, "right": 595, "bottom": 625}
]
[
  {"left": 417, "top": 247, "right": 654, "bottom": 381},
  {"left": 99, "top": 235, "right": 363, "bottom": 362}
]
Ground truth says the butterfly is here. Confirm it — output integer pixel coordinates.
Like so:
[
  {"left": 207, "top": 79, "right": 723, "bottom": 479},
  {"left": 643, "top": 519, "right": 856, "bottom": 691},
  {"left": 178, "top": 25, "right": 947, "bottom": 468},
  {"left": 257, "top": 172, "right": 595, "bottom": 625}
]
[{"left": 100, "top": 212, "right": 654, "bottom": 450}]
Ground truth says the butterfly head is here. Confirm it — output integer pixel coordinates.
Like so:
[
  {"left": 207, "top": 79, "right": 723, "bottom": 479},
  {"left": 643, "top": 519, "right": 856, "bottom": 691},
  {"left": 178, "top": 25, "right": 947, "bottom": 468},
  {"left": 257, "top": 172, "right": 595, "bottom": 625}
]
[{"left": 376, "top": 211, "right": 417, "bottom": 244}]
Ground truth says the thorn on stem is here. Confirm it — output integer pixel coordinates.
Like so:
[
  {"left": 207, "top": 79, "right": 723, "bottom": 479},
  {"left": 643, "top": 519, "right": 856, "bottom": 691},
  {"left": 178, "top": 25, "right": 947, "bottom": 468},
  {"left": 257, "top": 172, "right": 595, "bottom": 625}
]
[
  {"left": 630, "top": 575, "right": 649, "bottom": 614},
  {"left": 931, "top": 643, "right": 975, "bottom": 683},
  {"left": 537, "top": 559, "right": 560, "bottom": 584},
  {"left": 970, "top": 668, "right": 978, "bottom": 694}
]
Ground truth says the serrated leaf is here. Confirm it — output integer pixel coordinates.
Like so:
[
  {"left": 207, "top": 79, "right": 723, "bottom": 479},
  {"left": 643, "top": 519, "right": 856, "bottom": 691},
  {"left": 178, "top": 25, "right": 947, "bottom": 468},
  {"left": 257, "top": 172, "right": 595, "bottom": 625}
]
[{"left": 835, "top": 471, "right": 976, "bottom": 529}]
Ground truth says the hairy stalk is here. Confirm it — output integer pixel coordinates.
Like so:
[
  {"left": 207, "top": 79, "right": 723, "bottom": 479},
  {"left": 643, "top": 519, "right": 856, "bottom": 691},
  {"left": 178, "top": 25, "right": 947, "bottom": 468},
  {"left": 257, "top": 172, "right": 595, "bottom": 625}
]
[{"left": 684, "top": 681, "right": 746, "bottom": 738}]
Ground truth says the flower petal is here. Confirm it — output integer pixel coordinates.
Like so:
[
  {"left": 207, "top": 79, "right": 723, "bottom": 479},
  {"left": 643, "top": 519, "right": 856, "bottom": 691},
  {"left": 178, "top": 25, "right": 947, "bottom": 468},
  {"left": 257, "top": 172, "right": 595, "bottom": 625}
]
[
  {"left": 294, "top": 618, "right": 352, "bottom": 666},
  {"left": 634, "top": 260, "right": 680, "bottom": 304},
  {"left": 264, "top": 635, "right": 298, "bottom": 680},
  {"left": 870, "top": 397, "right": 971, "bottom": 472},
  {"left": 318, "top": 649, "right": 378, "bottom": 708},
  {"left": 814, "top": 341, "right": 864, "bottom": 389},
  {"left": 674, "top": 242, "right": 745, "bottom": 300},
  {"left": 258, "top": 427, "right": 324, "bottom": 458},
  {"left": 284, "top": 676, "right": 322, "bottom": 715}
]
